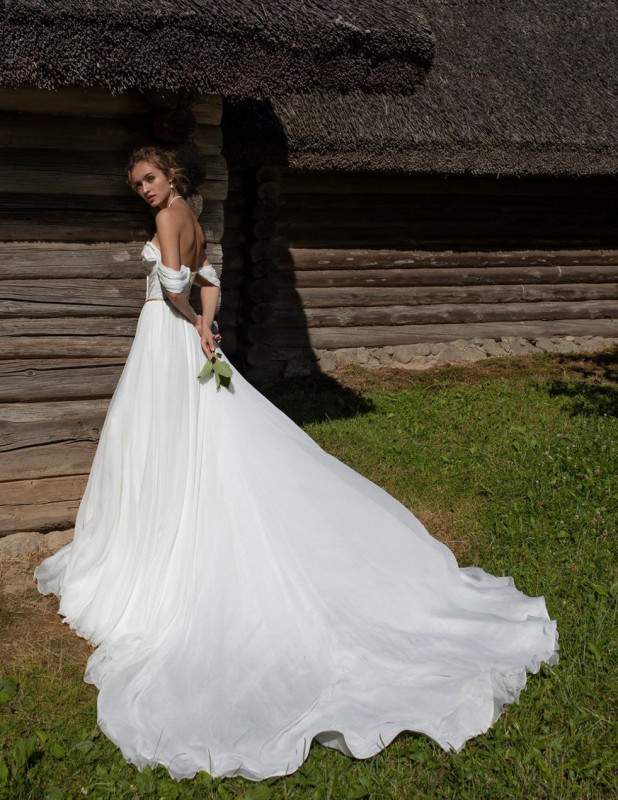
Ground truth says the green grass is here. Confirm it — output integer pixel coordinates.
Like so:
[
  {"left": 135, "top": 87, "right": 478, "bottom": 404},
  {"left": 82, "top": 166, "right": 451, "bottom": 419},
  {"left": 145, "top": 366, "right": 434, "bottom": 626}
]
[{"left": 1, "top": 350, "right": 616, "bottom": 800}]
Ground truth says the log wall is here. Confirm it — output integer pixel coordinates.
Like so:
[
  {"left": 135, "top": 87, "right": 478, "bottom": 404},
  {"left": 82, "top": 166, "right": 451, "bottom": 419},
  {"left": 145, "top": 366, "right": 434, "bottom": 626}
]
[
  {"left": 263, "top": 172, "right": 618, "bottom": 375},
  {"left": 0, "top": 88, "right": 230, "bottom": 536}
]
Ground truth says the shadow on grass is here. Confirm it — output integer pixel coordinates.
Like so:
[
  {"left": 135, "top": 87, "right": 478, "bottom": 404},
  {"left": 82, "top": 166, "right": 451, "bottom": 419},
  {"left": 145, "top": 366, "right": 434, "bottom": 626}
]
[
  {"left": 546, "top": 347, "right": 618, "bottom": 417},
  {"left": 259, "top": 372, "right": 375, "bottom": 426}
]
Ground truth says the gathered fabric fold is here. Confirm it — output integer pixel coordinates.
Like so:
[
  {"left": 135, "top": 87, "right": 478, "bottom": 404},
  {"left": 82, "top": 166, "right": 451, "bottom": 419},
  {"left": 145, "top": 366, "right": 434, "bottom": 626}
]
[
  {"left": 196, "top": 264, "right": 221, "bottom": 288},
  {"left": 157, "top": 262, "right": 192, "bottom": 294}
]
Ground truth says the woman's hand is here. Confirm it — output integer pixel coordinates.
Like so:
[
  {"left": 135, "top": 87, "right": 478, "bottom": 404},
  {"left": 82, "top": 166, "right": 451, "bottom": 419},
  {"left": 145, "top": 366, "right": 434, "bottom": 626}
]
[
  {"left": 193, "top": 314, "right": 204, "bottom": 337},
  {"left": 200, "top": 325, "right": 222, "bottom": 359}
]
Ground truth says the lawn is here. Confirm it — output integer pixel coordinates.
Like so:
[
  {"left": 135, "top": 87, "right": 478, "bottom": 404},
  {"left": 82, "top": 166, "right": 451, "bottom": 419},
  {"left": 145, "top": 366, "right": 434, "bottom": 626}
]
[{"left": 1, "top": 349, "right": 616, "bottom": 800}]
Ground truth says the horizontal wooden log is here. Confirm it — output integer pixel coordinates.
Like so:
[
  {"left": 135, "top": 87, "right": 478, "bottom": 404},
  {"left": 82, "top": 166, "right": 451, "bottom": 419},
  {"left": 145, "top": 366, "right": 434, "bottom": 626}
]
[
  {"left": 1, "top": 498, "right": 81, "bottom": 536},
  {"left": 277, "top": 227, "right": 616, "bottom": 251},
  {"left": 0, "top": 475, "right": 88, "bottom": 536},
  {"left": 279, "top": 249, "right": 618, "bottom": 271},
  {"left": 275, "top": 265, "right": 618, "bottom": 289},
  {"left": 0, "top": 242, "right": 146, "bottom": 279},
  {"left": 0, "top": 279, "right": 144, "bottom": 316},
  {"left": 0, "top": 317, "right": 139, "bottom": 337},
  {"left": 0, "top": 359, "right": 125, "bottom": 402},
  {"left": 0, "top": 399, "right": 109, "bottom": 451},
  {"left": 0, "top": 151, "right": 227, "bottom": 196},
  {"left": 0, "top": 87, "right": 152, "bottom": 118},
  {"left": 279, "top": 173, "right": 618, "bottom": 200},
  {"left": 272, "top": 300, "right": 618, "bottom": 329},
  {"left": 0, "top": 441, "right": 96, "bottom": 482},
  {"left": 0, "top": 336, "right": 133, "bottom": 359},
  {"left": 273, "top": 319, "right": 618, "bottom": 349},
  {"left": 253, "top": 219, "right": 278, "bottom": 240},
  {"left": 274, "top": 283, "right": 618, "bottom": 309},
  {"left": 0, "top": 213, "right": 152, "bottom": 243},
  {"left": 0, "top": 113, "right": 154, "bottom": 151}
]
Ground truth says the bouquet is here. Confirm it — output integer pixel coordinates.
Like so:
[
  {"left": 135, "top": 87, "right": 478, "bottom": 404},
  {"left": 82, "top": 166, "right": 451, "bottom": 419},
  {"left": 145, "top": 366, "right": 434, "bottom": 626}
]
[{"left": 197, "top": 347, "right": 233, "bottom": 390}]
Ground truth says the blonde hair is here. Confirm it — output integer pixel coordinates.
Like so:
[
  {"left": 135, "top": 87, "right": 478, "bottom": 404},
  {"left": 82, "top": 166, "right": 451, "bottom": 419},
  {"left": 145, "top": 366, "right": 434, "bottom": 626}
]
[{"left": 125, "top": 146, "right": 192, "bottom": 196}]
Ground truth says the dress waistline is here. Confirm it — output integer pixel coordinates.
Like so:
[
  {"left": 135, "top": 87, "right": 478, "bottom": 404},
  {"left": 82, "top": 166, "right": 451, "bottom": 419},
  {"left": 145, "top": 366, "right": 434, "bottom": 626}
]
[{"left": 145, "top": 297, "right": 170, "bottom": 303}]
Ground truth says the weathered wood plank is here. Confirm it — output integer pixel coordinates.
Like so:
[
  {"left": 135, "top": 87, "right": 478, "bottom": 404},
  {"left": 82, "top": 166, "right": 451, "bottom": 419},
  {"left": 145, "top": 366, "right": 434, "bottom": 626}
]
[
  {"left": 279, "top": 173, "right": 618, "bottom": 199},
  {"left": 0, "top": 337, "right": 134, "bottom": 359},
  {"left": 278, "top": 248, "right": 618, "bottom": 271},
  {"left": 0, "top": 87, "right": 152, "bottom": 118},
  {"left": 273, "top": 319, "right": 618, "bottom": 349},
  {"left": 0, "top": 113, "right": 153, "bottom": 150},
  {"left": 0, "top": 360, "right": 125, "bottom": 402},
  {"left": 0, "top": 242, "right": 145, "bottom": 279},
  {"left": 0, "top": 151, "right": 227, "bottom": 196},
  {"left": 0, "top": 441, "right": 96, "bottom": 482},
  {"left": 0, "top": 279, "right": 144, "bottom": 312},
  {"left": 0, "top": 498, "right": 82, "bottom": 537},
  {"left": 274, "top": 283, "right": 618, "bottom": 309},
  {"left": 0, "top": 475, "right": 88, "bottom": 536},
  {"left": 0, "top": 317, "right": 139, "bottom": 337},
  {"left": 0, "top": 399, "right": 109, "bottom": 451},
  {"left": 273, "top": 301, "right": 618, "bottom": 329},
  {"left": 275, "top": 265, "right": 618, "bottom": 289}
]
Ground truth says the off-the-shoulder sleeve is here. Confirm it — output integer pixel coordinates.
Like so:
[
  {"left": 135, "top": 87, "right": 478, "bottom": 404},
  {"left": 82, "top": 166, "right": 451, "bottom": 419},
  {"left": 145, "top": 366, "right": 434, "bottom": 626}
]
[
  {"left": 196, "top": 264, "right": 221, "bottom": 288},
  {"left": 158, "top": 263, "right": 192, "bottom": 293}
]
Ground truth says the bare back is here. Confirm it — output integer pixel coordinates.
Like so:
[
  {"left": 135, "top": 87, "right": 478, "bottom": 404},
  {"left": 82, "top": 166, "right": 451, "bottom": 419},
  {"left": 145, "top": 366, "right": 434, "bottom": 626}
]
[{"left": 152, "top": 200, "right": 206, "bottom": 272}]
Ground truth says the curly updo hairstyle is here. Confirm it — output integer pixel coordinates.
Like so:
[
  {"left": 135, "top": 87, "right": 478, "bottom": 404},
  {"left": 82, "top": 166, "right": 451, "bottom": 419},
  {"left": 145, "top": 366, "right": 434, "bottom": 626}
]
[{"left": 125, "top": 146, "right": 192, "bottom": 197}]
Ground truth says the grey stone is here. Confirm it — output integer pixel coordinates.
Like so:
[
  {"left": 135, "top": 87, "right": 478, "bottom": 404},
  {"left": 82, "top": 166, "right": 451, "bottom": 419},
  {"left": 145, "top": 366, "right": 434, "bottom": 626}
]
[
  {"left": 317, "top": 351, "right": 337, "bottom": 372},
  {"left": 392, "top": 345, "right": 414, "bottom": 364},
  {"left": 483, "top": 339, "right": 505, "bottom": 357}
]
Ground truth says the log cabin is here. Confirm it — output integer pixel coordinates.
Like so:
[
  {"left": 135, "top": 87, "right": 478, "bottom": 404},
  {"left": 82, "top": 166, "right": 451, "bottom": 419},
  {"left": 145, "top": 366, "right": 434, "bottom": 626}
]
[
  {"left": 221, "top": 0, "right": 618, "bottom": 378},
  {"left": 0, "top": 1, "right": 432, "bottom": 537},
  {"left": 0, "top": 0, "right": 616, "bottom": 538}
]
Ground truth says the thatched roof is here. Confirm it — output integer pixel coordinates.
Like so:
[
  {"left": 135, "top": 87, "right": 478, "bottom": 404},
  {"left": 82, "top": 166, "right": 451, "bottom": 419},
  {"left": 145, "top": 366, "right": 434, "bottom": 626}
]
[
  {"left": 223, "top": 1, "right": 618, "bottom": 176},
  {"left": 2, "top": 1, "right": 434, "bottom": 96}
]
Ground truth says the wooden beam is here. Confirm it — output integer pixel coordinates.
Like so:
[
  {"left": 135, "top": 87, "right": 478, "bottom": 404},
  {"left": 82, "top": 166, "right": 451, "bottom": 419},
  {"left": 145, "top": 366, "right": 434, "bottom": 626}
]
[
  {"left": 0, "top": 399, "right": 109, "bottom": 451},
  {"left": 0, "top": 359, "right": 125, "bottom": 402},
  {"left": 274, "top": 283, "right": 618, "bottom": 309},
  {"left": 275, "top": 265, "right": 618, "bottom": 289},
  {"left": 273, "top": 318, "right": 618, "bottom": 349}
]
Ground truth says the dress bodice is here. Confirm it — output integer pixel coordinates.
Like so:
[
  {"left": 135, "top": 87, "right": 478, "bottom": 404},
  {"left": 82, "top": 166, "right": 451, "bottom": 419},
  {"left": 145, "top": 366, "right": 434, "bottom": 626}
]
[
  {"left": 141, "top": 240, "right": 195, "bottom": 301},
  {"left": 141, "top": 240, "right": 221, "bottom": 302}
]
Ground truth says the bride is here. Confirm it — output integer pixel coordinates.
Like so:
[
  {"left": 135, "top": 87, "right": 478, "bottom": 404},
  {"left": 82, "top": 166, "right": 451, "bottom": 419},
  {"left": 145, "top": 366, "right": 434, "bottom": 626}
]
[{"left": 34, "top": 146, "right": 559, "bottom": 783}]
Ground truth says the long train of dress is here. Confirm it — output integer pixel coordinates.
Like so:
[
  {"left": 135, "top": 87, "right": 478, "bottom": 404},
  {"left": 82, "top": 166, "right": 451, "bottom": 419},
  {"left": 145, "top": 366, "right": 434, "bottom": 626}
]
[{"left": 34, "top": 242, "right": 559, "bottom": 781}]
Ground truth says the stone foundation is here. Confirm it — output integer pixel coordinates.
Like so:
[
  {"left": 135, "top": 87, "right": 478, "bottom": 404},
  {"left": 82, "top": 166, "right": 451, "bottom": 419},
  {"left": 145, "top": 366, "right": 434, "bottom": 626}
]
[{"left": 272, "top": 335, "right": 618, "bottom": 377}]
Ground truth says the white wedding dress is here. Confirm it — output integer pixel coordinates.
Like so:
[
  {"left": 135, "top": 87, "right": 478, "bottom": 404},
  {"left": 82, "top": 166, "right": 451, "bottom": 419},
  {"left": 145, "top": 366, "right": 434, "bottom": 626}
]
[{"left": 35, "top": 240, "right": 559, "bottom": 781}]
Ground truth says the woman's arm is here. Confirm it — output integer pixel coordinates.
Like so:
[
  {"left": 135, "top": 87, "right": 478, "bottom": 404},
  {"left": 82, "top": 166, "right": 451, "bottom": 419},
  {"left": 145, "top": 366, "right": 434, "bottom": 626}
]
[
  {"left": 156, "top": 209, "right": 200, "bottom": 327},
  {"left": 196, "top": 275, "right": 221, "bottom": 357}
]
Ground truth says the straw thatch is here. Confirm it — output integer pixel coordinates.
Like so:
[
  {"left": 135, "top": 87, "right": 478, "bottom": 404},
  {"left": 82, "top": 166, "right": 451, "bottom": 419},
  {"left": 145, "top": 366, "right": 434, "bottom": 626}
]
[
  {"left": 2, "top": 1, "right": 434, "bottom": 96},
  {"left": 223, "top": 1, "right": 618, "bottom": 176}
]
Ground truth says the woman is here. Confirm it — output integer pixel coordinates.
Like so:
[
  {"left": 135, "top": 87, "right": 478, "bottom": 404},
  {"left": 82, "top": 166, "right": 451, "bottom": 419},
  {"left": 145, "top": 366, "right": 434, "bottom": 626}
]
[{"left": 35, "top": 146, "right": 559, "bottom": 782}]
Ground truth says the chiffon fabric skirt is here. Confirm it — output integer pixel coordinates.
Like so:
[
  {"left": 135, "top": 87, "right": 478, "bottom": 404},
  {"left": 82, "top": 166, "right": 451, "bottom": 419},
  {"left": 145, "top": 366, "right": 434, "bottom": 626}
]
[{"left": 35, "top": 298, "right": 559, "bottom": 781}]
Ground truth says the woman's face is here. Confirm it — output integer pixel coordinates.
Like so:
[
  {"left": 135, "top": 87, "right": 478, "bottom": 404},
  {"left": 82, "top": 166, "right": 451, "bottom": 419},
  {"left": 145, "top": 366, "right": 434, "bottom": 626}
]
[{"left": 130, "top": 161, "right": 173, "bottom": 208}]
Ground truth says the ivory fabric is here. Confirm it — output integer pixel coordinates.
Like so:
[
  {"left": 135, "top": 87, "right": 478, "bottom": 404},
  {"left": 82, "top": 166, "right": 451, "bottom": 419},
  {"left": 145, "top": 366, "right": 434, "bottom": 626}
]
[{"left": 34, "top": 241, "right": 559, "bottom": 781}]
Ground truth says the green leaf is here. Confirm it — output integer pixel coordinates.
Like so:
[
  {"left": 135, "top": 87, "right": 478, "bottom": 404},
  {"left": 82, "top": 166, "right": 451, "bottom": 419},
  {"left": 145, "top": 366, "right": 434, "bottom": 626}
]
[
  {"left": 198, "top": 359, "right": 214, "bottom": 379},
  {"left": 215, "top": 371, "right": 221, "bottom": 390},
  {"left": 213, "top": 360, "right": 233, "bottom": 378}
]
